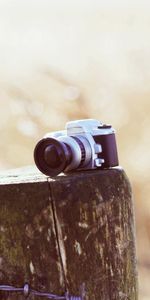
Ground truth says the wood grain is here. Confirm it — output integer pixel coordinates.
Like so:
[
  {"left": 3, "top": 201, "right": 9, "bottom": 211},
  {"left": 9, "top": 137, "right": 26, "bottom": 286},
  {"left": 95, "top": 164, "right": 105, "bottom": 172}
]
[{"left": 0, "top": 166, "right": 138, "bottom": 299}]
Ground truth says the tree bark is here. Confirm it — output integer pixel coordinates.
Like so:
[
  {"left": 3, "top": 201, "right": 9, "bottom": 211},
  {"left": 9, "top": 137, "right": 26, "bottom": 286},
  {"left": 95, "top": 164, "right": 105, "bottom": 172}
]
[{"left": 0, "top": 166, "right": 138, "bottom": 300}]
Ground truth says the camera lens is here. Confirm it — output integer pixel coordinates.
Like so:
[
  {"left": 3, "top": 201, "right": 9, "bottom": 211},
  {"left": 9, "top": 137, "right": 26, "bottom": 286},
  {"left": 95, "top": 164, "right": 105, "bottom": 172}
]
[
  {"left": 44, "top": 145, "right": 61, "bottom": 168},
  {"left": 34, "top": 137, "right": 72, "bottom": 176}
]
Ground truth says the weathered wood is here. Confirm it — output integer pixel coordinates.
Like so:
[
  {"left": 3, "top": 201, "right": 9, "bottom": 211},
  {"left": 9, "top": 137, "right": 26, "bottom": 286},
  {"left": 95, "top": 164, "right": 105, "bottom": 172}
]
[{"left": 0, "top": 166, "right": 138, "bottom": 300}]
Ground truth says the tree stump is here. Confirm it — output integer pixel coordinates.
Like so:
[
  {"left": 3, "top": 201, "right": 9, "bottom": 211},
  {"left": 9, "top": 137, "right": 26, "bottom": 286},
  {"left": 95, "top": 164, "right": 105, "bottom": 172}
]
[{"left": 0, "top": 166, "right": 138, "bottom": 300}]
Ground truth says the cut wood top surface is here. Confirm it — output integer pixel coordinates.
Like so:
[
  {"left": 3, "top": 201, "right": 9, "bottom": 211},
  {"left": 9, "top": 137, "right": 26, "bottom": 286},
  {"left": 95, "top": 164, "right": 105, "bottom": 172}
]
[{"left": 0, "top": 165, "right": 124, "bottom": 185}]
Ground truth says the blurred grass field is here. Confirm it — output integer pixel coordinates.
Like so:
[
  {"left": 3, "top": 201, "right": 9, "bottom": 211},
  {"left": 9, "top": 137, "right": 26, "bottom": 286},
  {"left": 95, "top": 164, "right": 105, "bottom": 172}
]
[{"left": 0, "top": 1, "right": 150, "bottom": 298}]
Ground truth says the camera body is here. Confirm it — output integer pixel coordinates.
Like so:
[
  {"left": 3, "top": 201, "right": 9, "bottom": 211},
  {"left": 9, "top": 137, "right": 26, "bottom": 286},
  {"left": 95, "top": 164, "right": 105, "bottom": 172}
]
[{"left": 34, "top": 119, "right": 119, "bottom": 177}]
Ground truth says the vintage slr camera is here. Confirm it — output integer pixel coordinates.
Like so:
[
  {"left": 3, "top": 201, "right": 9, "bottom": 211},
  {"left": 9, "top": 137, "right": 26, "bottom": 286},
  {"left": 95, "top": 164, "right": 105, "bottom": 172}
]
[{"left": 34, "top": 119, "right": 119, "bottom": 177}]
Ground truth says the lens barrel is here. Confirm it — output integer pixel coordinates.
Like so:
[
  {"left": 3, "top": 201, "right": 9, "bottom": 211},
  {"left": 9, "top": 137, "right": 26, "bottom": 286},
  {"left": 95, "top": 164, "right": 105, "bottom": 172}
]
[{"left": 34, "top": 137, "right": 72, "bottom": 176}]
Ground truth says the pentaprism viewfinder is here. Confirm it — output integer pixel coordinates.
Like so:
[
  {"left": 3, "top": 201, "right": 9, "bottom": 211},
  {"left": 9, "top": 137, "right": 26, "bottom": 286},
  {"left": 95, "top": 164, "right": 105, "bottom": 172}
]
[{"left": 34, "top": 119, "right": 119, "bottom": 177}]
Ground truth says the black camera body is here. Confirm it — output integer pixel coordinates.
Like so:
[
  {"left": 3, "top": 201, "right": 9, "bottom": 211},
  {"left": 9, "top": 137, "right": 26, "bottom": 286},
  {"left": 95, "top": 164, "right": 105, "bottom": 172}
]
[{"left": 34, "top": 119, "right": 119, "bottom": 177}]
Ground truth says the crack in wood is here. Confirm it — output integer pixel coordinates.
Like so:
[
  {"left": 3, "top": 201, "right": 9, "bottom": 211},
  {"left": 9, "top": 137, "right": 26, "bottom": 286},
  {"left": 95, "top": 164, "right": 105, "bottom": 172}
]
[{"left": 47, "top": 178, "right": 68, "bottom": 291}]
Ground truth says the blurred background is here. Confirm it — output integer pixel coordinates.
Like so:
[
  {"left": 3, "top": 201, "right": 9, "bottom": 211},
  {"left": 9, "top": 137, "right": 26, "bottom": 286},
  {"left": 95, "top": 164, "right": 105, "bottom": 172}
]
[{"left": 0, "top": 0, "right": 149, "bottom": 298}]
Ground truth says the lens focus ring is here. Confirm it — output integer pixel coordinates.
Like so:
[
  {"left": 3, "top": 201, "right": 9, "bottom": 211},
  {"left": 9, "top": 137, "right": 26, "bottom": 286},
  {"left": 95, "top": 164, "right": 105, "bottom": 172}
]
[{"left": 71, "top": 136, "right": 86, "bottom": 167}]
